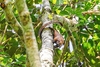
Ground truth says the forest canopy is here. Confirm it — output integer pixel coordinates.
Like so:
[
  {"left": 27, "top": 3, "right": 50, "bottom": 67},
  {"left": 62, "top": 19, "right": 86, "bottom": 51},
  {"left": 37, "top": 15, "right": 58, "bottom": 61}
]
[{"left": 0, "top": 0, "right": 100, "bottom": 67}]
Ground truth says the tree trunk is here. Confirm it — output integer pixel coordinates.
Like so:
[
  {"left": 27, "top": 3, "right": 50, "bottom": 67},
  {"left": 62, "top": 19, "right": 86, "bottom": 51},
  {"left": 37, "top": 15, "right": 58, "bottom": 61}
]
[
  {"left": 15, "top": 0, "right": 41, "bottom": 67},
  {"left": 40, "top": 0, "right": 54, "bottom": 67}
]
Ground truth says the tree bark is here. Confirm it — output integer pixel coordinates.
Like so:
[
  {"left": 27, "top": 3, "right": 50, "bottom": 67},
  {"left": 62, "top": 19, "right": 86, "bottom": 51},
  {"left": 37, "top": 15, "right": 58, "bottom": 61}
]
[
  {"left": 15, "top": 0, "right": 41, "bottom": 67},
  {"left": 40, "top": 0, "right": 54, "bottom": 67}
]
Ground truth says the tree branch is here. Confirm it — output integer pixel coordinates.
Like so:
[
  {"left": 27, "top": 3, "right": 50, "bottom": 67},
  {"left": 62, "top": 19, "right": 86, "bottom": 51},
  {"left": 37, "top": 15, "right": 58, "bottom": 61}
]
[
  {"left": 39, "top": 0, "right": 54, "bottom": 67},
  {"left": 53, "top": 15, "right": 78, "bottom": 30},
  {"left": 15, "top": 0, "right": 41, "bottom": 67},
  {"left": 82, "top": 10, "right": 100, "bottom": 15},
  {"left": 82, "top": 3, "right": 100, "bottom": 15}
]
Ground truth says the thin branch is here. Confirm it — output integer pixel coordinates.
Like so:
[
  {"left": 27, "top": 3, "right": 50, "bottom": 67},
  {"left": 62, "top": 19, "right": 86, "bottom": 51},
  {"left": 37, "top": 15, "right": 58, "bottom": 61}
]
[
  {"left": 1, "top": 35, "right": 15, "bottom": 45},
  {"left": 82, "top": 3, "right": 100, "bottom": 15},
  {"left": 82, "top": 10, "right": 100, "bottom": 15},
  {"left": 0, "top": 24, "right": 8, "bottom": 45},
  {"left": 53, "top": 15, "right": 78, "bottom": 25}
]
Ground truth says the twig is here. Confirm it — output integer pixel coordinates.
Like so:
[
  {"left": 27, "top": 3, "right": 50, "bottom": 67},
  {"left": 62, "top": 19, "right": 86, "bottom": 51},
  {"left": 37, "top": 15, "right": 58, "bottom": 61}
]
[{"left": 0, "top": 24, "right": 8, "bottom": 45}]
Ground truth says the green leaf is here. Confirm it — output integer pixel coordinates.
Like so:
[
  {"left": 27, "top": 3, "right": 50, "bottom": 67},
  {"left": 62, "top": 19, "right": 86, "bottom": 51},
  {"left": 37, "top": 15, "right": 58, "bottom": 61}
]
[
  {"left": 59, "top": 10, "right": 68, "bottom": 15},
  {"left": 55, "top": 9, "right": 61, "bottom": 14},
  {"left": 94, "top": 24, "right": 100, "bottom": 30},
  {"left": 0, "top": 13, "right": 5, "bottom": 22},
  {"left": 96, "top": 42, "right": 100, "bottom": 51},
  {"left": 91, "top": 59, "right": 96, "bottom": 64},
  {"left": 63, "top": 0, "right": 68, "bottom": 4},
  {"left": 52, "top": 0, "right": 56, "bottom": 4},
  {"left": 56, "top": 0, "right": 63, "bottom": 5},
  {"left": 18, "top": 56, "right": 26, "bottom": 62},
  {"left": 93, "top": 33, "right": 99, "bottom": 41},
  {"left": 88, "top": 48, "right": 95, "bottom": 56},
  {"left": 83, "top": 42, "right": 91, "bottom": 49},
  {"left": 0, "top": 46, "right": 4, "bottom": 49}
]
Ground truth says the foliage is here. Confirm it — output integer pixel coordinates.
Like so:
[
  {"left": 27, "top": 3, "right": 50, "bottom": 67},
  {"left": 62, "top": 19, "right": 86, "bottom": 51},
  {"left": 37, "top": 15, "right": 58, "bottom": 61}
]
[{"left": 0, "top": 0, "right": 100, "bottom": 67}]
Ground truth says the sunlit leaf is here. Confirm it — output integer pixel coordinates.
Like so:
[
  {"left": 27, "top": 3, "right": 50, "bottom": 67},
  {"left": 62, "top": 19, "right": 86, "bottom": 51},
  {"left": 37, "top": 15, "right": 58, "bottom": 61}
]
[
  {"left": 63, "top": 0, "right": 68, "bottom": 4},
  {"left": 15, "top": 54, "right": 21, "bottom": 59},
  {"left": 97, "top": 42, "right": 100, "bottom": 51},
  {"left": 91, "top": 59, "right": 96, "bottom": 64},
  {"left": 82, "top": 37, "right": 87, "bottom": 43},
  {"left": 94, "top": 24, "right": 100, "bottom": 30},
  {"left": 93, "top": 33, "right": 99, "bottom": 41},
  {"left": 88, "top": 48, "right": 95, "bottom": 56},
  {"left": 83, "top": 42, "right": 91, "bottom": 49},
  {"left": 55, "top": 9, "right": 61, "bottom": 14},
  {"left": 0, "top": 57, "right": 4, "bottom": 60},
  {"left": 52, "top": 0, "right": 56, "bottom": 4},
  {"left": 48, "top": 14, "right": 53, "bottom": 20}
]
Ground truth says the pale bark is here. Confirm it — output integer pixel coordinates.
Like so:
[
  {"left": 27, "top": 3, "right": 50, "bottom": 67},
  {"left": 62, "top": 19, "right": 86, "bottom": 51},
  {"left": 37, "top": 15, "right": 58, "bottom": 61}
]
[
  {"left": 39, "top": 0, "right": 79, "bottom": 67},
  {"left": 40, "top": 0, "right": 54, "bottom": 67},
  {"left": 82, "top": 3, "right": 100, "bottom": 15},
  {"left": 15, "top": 0, "right": 41, "bottom": 67},
  {"left": 53, "top": 15, "right": 78, "bottom": 31},
  {"left": 82, "top": 10, "right": 100, "bottom": 15},
  {"left": 34, "top": 4, "right": 78, "bottom": 25}
]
